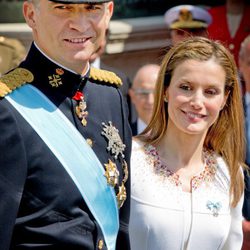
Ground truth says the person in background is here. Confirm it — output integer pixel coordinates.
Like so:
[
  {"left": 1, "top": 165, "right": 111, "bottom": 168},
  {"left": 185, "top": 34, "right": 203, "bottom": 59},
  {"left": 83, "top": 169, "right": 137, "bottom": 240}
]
[
  {"left": 238, "top": 34, "right": 250, "bottom": 250},
  {"left": 129, "top": 37, "right": 245, "bottom": 250},
  {"left": 129, "top": 64, "right": 160, "bottom": 135},
  {"left": 208, "top": 0, "right": 250, "bottom": 65},
  {"left": 0, "top": 36, "right": 26, "bottom": 76},
  {"left": 0, "top": 0, "right": 131, "bottom": 249},
  {"left": 164, "top": 4, "right": 212, "bottom": 45},
  {"left": 90, "top": 29, "right": 134, "bottom": 123}
]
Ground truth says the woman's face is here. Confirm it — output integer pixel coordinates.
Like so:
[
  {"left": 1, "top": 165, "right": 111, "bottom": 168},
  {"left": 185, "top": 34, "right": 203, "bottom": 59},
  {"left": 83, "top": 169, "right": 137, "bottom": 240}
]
[{"left": 165, "top": 58, "right": 227, "bottom": 137}]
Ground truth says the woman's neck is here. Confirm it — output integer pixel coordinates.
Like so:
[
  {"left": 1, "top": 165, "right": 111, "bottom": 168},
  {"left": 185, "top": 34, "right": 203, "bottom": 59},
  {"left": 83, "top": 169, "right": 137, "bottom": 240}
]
[{"left": 156, "top": 131, "right": 205, "bottom": 173}]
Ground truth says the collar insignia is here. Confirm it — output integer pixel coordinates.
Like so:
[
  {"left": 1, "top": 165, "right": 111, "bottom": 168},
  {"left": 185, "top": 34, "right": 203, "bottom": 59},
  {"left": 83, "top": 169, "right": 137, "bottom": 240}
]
[{"left": 48, "top": 68, "right": 64, "bottom": 87}]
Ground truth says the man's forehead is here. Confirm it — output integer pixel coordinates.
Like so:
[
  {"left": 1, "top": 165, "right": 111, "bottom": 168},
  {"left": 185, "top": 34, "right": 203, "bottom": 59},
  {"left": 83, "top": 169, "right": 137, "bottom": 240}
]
[{"left": 48, "top": 0, "right": 110, "bottom": 3}]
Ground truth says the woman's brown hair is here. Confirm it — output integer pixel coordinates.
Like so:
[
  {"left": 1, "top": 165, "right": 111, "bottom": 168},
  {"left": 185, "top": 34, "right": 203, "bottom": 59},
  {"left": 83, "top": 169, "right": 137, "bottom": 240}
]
[{"left": 138, "top": 36, "right": 245, "bottom": 207}]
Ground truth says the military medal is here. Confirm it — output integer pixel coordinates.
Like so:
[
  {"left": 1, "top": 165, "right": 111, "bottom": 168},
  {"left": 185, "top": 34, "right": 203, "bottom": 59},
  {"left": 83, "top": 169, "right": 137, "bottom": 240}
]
[
  {"left": 73, "top": 91, "right": 88, "bottom": 126},
  {"left": 122, "top": 160, "right": 129, "bottom": 183},
  {"left": 102, "top": 121, "right": 128, "bottom": 208},
  {"left": 104, "top": 159, "right": 119, "bottom": 187},
  {"left": 101, "top": 121, "right": 126, "bottom": 159},
  {"left": 117, "top": 183, "right": 127, "bottom": 208}
]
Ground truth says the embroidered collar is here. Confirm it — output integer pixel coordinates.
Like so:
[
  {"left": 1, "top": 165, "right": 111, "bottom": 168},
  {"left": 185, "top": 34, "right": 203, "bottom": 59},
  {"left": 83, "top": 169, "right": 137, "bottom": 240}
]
[{"left": 144, "top": 144, "right": 217, "bottom": 190}]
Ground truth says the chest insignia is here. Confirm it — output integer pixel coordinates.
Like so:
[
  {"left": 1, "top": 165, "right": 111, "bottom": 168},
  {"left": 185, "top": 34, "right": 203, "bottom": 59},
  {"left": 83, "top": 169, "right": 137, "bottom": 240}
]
[
  {"left": 104, "top": 159, "right": 119, "bottom": 187},
  {"left": 101, "top": 121, "right": 126, "bottom": 159},
  {"left": 117, "top": 183, "right": 127, "bottom": 208}
]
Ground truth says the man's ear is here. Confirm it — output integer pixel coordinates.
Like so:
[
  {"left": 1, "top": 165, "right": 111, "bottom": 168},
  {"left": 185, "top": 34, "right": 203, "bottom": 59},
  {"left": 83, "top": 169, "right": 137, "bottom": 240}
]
[
  {"left": 23, "top": 1, "right": 37, "bottom": 29},
  {"left": 105, "top": 1, "right": 114, "bottom": 27}
]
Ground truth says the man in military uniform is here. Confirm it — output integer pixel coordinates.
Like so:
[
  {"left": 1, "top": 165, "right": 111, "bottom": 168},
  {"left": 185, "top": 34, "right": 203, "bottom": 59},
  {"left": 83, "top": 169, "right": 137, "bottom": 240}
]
[
  {"left": 0, "top": 0, "right": 131, "bottom": 249},
  {"left": 0, "top": 36, "right": 26, "bottom": 76},
  {"left": 164, "top": 5, "right": 212, "bottom": 45}
]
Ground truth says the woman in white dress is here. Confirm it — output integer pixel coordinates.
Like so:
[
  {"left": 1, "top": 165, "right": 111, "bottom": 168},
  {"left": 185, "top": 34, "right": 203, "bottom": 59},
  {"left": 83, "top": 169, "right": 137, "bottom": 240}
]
[{"left": 129, "top": 37, "right": 246, "bottom": 250}]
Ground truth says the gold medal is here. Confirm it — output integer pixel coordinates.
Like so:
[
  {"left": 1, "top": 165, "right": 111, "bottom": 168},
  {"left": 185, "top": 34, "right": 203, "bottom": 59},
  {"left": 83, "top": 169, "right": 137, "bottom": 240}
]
[
  {"left": 122, "top": 160, "right": 129, "bottom": 183},
  {"left": 104, "top": 159, "right": 119, "bottom": 187},
  {"left": 117, "top": 182, "right": 127, "bottom": 208}
]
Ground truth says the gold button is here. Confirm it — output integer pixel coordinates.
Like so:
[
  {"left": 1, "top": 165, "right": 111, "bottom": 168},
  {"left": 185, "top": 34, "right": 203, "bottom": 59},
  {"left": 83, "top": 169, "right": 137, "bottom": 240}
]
[
  {"left": 86, "top": 138, "right": 93, "bottom": 147},
  {"left": 98, "top": 239, "right": 104, "bottom": 249}
]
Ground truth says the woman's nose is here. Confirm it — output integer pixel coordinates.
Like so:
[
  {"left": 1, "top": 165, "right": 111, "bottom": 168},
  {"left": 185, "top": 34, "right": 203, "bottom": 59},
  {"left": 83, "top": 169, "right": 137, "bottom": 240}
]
[{"left": 190, "top": 91, "right": 203, "bottom": 109}]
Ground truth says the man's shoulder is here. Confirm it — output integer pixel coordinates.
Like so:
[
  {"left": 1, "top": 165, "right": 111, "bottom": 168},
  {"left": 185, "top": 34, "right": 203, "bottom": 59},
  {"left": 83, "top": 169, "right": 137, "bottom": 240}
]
[
  {"left": 89, "top": 67, "right": 122, "bottom": 88},
  {"left": 0, "top": 68, "right": 34, "bottom": 97}
]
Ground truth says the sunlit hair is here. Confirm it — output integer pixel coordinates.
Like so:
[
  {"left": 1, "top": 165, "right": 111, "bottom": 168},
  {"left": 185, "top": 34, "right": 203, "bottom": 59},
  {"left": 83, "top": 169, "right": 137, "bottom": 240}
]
[{"left": 138, "top": 36, "right": 245, "bottom": 207}]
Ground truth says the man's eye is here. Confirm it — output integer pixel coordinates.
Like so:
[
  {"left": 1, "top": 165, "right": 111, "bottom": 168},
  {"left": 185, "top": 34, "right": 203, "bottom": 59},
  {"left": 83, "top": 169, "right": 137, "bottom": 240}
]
[
  {"left": 85, "top": 4, "right": 101, "bottom": 11},
  {"left": 55, "top": 5, "right": 67, "bottom": 9}
]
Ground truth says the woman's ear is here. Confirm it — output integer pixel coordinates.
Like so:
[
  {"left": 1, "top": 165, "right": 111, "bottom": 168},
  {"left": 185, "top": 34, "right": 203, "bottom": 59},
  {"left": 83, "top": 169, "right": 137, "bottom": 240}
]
[{"left": 164, "top": 88, "right": 169, "bottom": 103}]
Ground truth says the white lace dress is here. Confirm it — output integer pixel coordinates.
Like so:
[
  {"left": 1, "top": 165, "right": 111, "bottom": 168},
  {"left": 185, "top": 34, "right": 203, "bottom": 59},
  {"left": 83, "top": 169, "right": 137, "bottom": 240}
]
[{"left": 129, "top": 139, "right": 243, "bottom": 250}]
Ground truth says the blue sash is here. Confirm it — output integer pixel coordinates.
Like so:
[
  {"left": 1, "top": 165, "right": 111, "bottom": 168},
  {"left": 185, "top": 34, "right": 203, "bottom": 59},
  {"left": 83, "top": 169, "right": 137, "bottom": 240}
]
[{"left": 6, "top": 84, "right": 119, "bottom": 250}]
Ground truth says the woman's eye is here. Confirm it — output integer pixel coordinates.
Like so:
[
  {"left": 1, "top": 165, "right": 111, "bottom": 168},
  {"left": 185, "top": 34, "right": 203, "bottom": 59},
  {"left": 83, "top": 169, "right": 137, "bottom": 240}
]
[
  {"left": 205, "top": 89, "right": 217, "bottom": 95},
  {"left": 180, "top": 85, "right": 191, "bottom": 91}
]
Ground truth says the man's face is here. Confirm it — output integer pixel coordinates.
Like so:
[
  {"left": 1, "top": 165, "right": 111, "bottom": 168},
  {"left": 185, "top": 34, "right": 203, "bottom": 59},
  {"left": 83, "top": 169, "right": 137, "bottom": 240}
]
[
  {"left": 23, "top": 0, "right": 113, "bottom": 73},
  {"left": 130, "top": 66, "right": 159, "bottom": 125},
  {"left": 170, "top": 28, "right": 208, "bottom": 45}
]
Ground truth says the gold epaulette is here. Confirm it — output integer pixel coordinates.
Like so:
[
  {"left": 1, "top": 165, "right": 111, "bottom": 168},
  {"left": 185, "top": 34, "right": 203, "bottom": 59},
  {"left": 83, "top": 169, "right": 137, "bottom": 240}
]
[
  {"left": 89, "top": 67, "right": 122, "bottom": 87},
  {"left": 0, "top": 68, "right": 34, "bottom": 97}
]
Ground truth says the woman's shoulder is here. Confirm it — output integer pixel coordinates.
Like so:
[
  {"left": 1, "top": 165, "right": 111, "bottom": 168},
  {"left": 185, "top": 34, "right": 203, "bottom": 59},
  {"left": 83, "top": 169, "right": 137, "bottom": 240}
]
[
  {"left": 211, "top": 151, "right": 231, "bottom": 189},
  {"left": 132, "top": 137, "right": 150, "bottom": 151}
]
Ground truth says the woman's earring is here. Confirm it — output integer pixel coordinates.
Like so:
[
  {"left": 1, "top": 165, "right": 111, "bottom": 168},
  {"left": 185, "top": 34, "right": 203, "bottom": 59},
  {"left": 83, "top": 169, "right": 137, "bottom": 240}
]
[{"left": 164, "top": 96, "right": 168, "bottom": 103}]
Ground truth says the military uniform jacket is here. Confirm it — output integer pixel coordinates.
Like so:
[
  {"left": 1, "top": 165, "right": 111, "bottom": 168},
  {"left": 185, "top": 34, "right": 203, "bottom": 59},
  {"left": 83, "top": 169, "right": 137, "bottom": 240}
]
[{"left": 0, "top": 43, "right": 131, "bottom": 250}]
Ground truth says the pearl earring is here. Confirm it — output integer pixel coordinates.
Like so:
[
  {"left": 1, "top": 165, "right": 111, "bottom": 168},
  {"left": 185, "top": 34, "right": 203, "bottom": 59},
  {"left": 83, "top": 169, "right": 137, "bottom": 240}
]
[{"left": 164, "top": 96, "right": 168, "bottom": 103}]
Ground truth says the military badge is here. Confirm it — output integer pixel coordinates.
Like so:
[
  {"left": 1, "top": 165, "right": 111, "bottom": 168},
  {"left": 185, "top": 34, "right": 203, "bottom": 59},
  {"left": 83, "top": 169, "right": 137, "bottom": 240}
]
[
  {"left": 73, "top": 91, "right": 88, "bottom": 126},
  {"left": 104, "top": 159, "right": 119, "bottom": 187},
  {"left": 101, "top": 121, "right": 126, "bottom": 159},
  {"left": 48, "top": 68, "right": 64, "bottom": 87},
  {"left": 117, "top": 183, "right": 127, "bottom": 208},
  {"left": 122, "top": 160, "right": 129, "bottom": 183}
]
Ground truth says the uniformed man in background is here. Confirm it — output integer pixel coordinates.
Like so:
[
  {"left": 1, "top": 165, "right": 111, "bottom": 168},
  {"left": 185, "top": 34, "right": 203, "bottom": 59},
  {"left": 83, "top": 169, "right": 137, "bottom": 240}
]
[
  {"left": 164, "top": 5, "right": 212, "bottom": 45},
  {"left": 0, "top": 36, "right": 26, "bottom": 76},
  {"left": 0, "top": 0, "right": 131, "bottom": 249}
]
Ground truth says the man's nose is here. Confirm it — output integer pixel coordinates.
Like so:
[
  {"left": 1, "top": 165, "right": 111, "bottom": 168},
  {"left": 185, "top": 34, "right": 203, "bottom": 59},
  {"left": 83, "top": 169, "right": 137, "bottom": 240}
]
[
  {"left": 69, "top": 12, "right": 89, "bottom": 32},
  {"left": 147, "top": 93, "right": 154, "bottom": 104}
]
